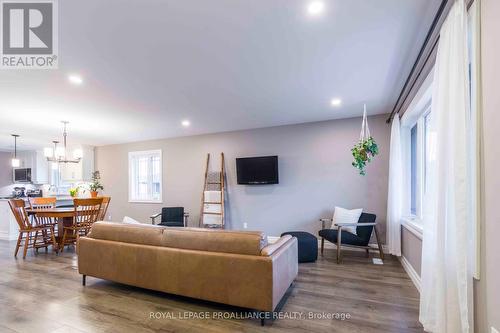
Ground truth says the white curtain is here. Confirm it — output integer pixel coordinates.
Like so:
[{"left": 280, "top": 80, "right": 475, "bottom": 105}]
[
  {"left": 467, "top": 0, "right": 481, "bottom": 281},
  {"left": 419, "top": 0, "right": 472, "bottom": 332},
  {"left": 386, "top": 114, "right": 402, "bottom": 256}
]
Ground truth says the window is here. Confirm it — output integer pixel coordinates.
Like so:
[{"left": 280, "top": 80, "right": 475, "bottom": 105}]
[
  {"left": 128, "top": 150, "right": 162, "bottom": 203},
  {"left": 410, "top": 124, "right": 418, "bottom": 215},
  {"left": 402, "top": 99, "right": 432, "bottom": 222},
  {"left": 423, "top": 112, "right": 435, "bottom": 193}
]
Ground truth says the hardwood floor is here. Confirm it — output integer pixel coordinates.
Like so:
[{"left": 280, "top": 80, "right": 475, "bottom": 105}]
[{"left": 0, "top": 240, "right": 423, "bottom": 333}]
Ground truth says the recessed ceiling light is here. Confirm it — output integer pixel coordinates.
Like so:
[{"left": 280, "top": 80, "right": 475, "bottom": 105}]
[
  {"left": 68, "top": 74, "right": 83, "bottom": 85},
  {"left": 307, "top": 1, "right": 324, "bottom": 16},
  {"left": 181, "top": 120, "right": 190, "bottom": 127},
  {"left": 331, "top": 98, "right": 342, "bottom": 106}
]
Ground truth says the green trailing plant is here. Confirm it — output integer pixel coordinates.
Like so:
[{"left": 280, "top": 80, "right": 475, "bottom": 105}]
[
  {"left": 351, "top": 137, "right": 379, "bottom": 175},
  {"left": 89, "top": 171, "right": 104, "bottom": 192}
]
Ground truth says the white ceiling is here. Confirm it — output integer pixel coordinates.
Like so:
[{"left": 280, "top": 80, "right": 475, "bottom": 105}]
[{"left": 0, "top": 0, "right": 441, "bottom": 151}]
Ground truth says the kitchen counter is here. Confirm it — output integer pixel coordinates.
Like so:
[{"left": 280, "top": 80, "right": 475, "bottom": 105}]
[
  {"left": 0, "top": 201, "right": 19, "bottom": 240},
  {"left": 0, "top": 196, "right": 79, "bottom": 240},
  {"left": 0, "top": 195, "right": 75, "bottom": 201},
  {"left": 0, "top": 197, "right": 28, "bottom": 201},
  {"left": 0, "top": 196, "right": 76, "bottom": 208}
]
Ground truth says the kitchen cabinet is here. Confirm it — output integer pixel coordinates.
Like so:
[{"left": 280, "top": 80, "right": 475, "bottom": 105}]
[
  {"left": 12, "top": 146, "right": 94, "bottom": 184},
  {"left": 0, "top": 200, "right": 19, "bottom": 241},
  {"left": 32, "top": 150, "right": 49, "bottom": 184},
  {"left": 60, "top": 162, "right": 81, "bottom": 182},
  {"left": 14, "top": 150, "right": 49, "bottom": 184},
  {"left": 16, "top": 151, "right": 32, "bottom": 168},
  {"left": 81, "top": 146, "right": 95, "bottom": 181},
  {"left": 60, "top": 146, "right": 94, "bottom": 182}
]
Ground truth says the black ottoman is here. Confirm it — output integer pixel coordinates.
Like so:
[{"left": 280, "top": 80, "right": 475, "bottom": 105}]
[{"left": 280, "top": 231, "right": 318, "bottom": 263}]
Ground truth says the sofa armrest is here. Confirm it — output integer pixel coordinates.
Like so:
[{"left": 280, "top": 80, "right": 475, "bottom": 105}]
[
  {"left": 150, "top": 213, "right": 161, "bottom": 224},
  {"left": 334, "top": 222, "right": 377, "bottom": 227},
  {"left": 260, "top": 235, "right": 292, "bottom": 256},
  {"left": 269, "top": 236, "right": 298, "bottom": 311},
  {"left": 319, "top": 218, "right": 333, "bottom": 229}
]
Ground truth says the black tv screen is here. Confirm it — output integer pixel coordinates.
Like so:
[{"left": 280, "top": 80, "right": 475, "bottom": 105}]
[{"left": 236, "top": 156, "right": 279, "bottom": 185}]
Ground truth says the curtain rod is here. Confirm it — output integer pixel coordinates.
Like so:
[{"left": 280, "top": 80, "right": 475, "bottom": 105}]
[
  {"left": 386, "top": 0, "right": 476, "bottom": 124},
  {"left": 386, "top": 0, "right": 449, "bottom": 124}
]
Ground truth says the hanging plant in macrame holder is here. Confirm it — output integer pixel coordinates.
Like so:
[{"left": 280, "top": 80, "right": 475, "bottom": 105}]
[{"left": 351, "top": 104, "right": 379, "bottom": 175}]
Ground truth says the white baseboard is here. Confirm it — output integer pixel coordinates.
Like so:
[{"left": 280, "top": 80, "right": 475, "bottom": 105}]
[
  {"left": 0, "top": 231, "right": 17, "bottom": 241},
  {"left": 399, "top": 255, "right": 421, "bottom": 293}
]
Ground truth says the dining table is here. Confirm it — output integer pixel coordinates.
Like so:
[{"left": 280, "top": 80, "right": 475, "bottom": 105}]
[{"left": 26, "top": 207, "right": 76, "bottom": 249}]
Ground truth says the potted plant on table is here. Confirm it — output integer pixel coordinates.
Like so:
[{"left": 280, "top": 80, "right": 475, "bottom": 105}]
[
  {"left": 69, "top": 187, "right": 79, "bottom": 198},
  {"left": 89, "top": 171, "right": 104, "bottom": 198}
]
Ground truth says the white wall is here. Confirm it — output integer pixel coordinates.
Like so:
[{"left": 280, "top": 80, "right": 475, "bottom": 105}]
[
  {"left": 401, "top": 227, "right": 422, "bottom": 275},
  {"left": 476, "top": 0, "right": 500, "bottom": 331},
  {"left": 0, "top": 152, "right": 13, "bottom": 196},
  {"left": 95, "top": 114, "right": 390, "bottom": 238}
]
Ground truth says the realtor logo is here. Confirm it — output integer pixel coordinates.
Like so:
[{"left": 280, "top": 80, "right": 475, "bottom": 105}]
[{"left": 1, "top": 0, "right": 58, "bottom": 69}]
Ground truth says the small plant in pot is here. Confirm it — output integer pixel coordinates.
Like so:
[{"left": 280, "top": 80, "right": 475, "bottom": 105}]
[
  {"left": 89, "top": 171, "right": 104, "bottom": 198},
  {"left": 69, "top": 187, "right": 79, "bottom": 198},
  {"left": 351, "top": 137, "right": 379, "bottom": 175}
]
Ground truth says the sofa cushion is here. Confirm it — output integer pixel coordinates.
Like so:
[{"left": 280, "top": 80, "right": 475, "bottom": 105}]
[
  {"left": 88, "top": 222, "right": 268, "bottom": 256},
  {"left": 161, "top": 227, "right": 267, "bottom": 256},
  {"left": 88, "top": 222, "right": 166, "bottom": 247},
  {"left": 319, "top": 229, "right": 368, "bottom": 246}
]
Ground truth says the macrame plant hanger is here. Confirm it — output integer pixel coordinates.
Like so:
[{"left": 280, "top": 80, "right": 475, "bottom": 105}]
[
  {"left": 351, "top": 103, "right": 378, "bottom": 175},
  {"left": 359, "top": 104, "right": 371, "bottom": 142}
]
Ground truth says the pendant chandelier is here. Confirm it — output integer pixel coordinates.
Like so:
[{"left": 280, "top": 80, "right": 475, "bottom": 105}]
[
  {"left": 11, "top": 134, "right": 20, "bottom": 167},
  {"left": 44, "top": 121, "right": 82, "bottom": 164}
]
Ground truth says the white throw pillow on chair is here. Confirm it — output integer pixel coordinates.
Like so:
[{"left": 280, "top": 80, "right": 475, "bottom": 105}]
[
  {"left": 330, "top": 206, "right": 363, "bottom": 235},
  {"left": 122, "top": 216, "right": 141, "bottom": 224}
]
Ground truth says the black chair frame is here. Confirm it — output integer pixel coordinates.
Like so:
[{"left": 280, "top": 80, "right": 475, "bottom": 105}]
[
  {"left": 318, "top": 212, "right": 384, "bottom": 264},
  {"left": 150, "top": 207, "right": 189, "bottom": 227}
]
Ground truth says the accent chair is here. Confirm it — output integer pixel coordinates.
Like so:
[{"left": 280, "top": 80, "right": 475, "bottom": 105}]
[{"left": 318, "top": 212, "right": 384, "bottom": 264}]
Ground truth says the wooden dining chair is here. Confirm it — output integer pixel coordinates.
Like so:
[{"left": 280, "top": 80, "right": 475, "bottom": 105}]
[
  {"left": 98, "top": 196, "right": 111, "bottom": 221},
  {"left": 61, "top": 198, "right": 103, "bottom": 252},
  {"left": 8, "top": 199, "right": 58, "bottom": 259},
  {"left": 29, "top": 197, "right": 58, "bottom": 243},
  {"left": 29, "top": 197, "right": 57, "bottom": 210}
]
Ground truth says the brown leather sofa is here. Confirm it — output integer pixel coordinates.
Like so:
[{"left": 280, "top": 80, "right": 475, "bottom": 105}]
[{"left": 77, "top": 222, "right": 298, "bottom": 315}]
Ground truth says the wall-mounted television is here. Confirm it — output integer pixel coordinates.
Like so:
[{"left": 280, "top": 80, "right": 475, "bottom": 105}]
[{"left": 236, "top": 156, "right": 279, "bottom": 185}]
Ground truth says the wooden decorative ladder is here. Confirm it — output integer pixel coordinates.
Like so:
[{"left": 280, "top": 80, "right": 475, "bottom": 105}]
[{"left": 199, "top": 153, "right": 225, "bottom": 228}]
